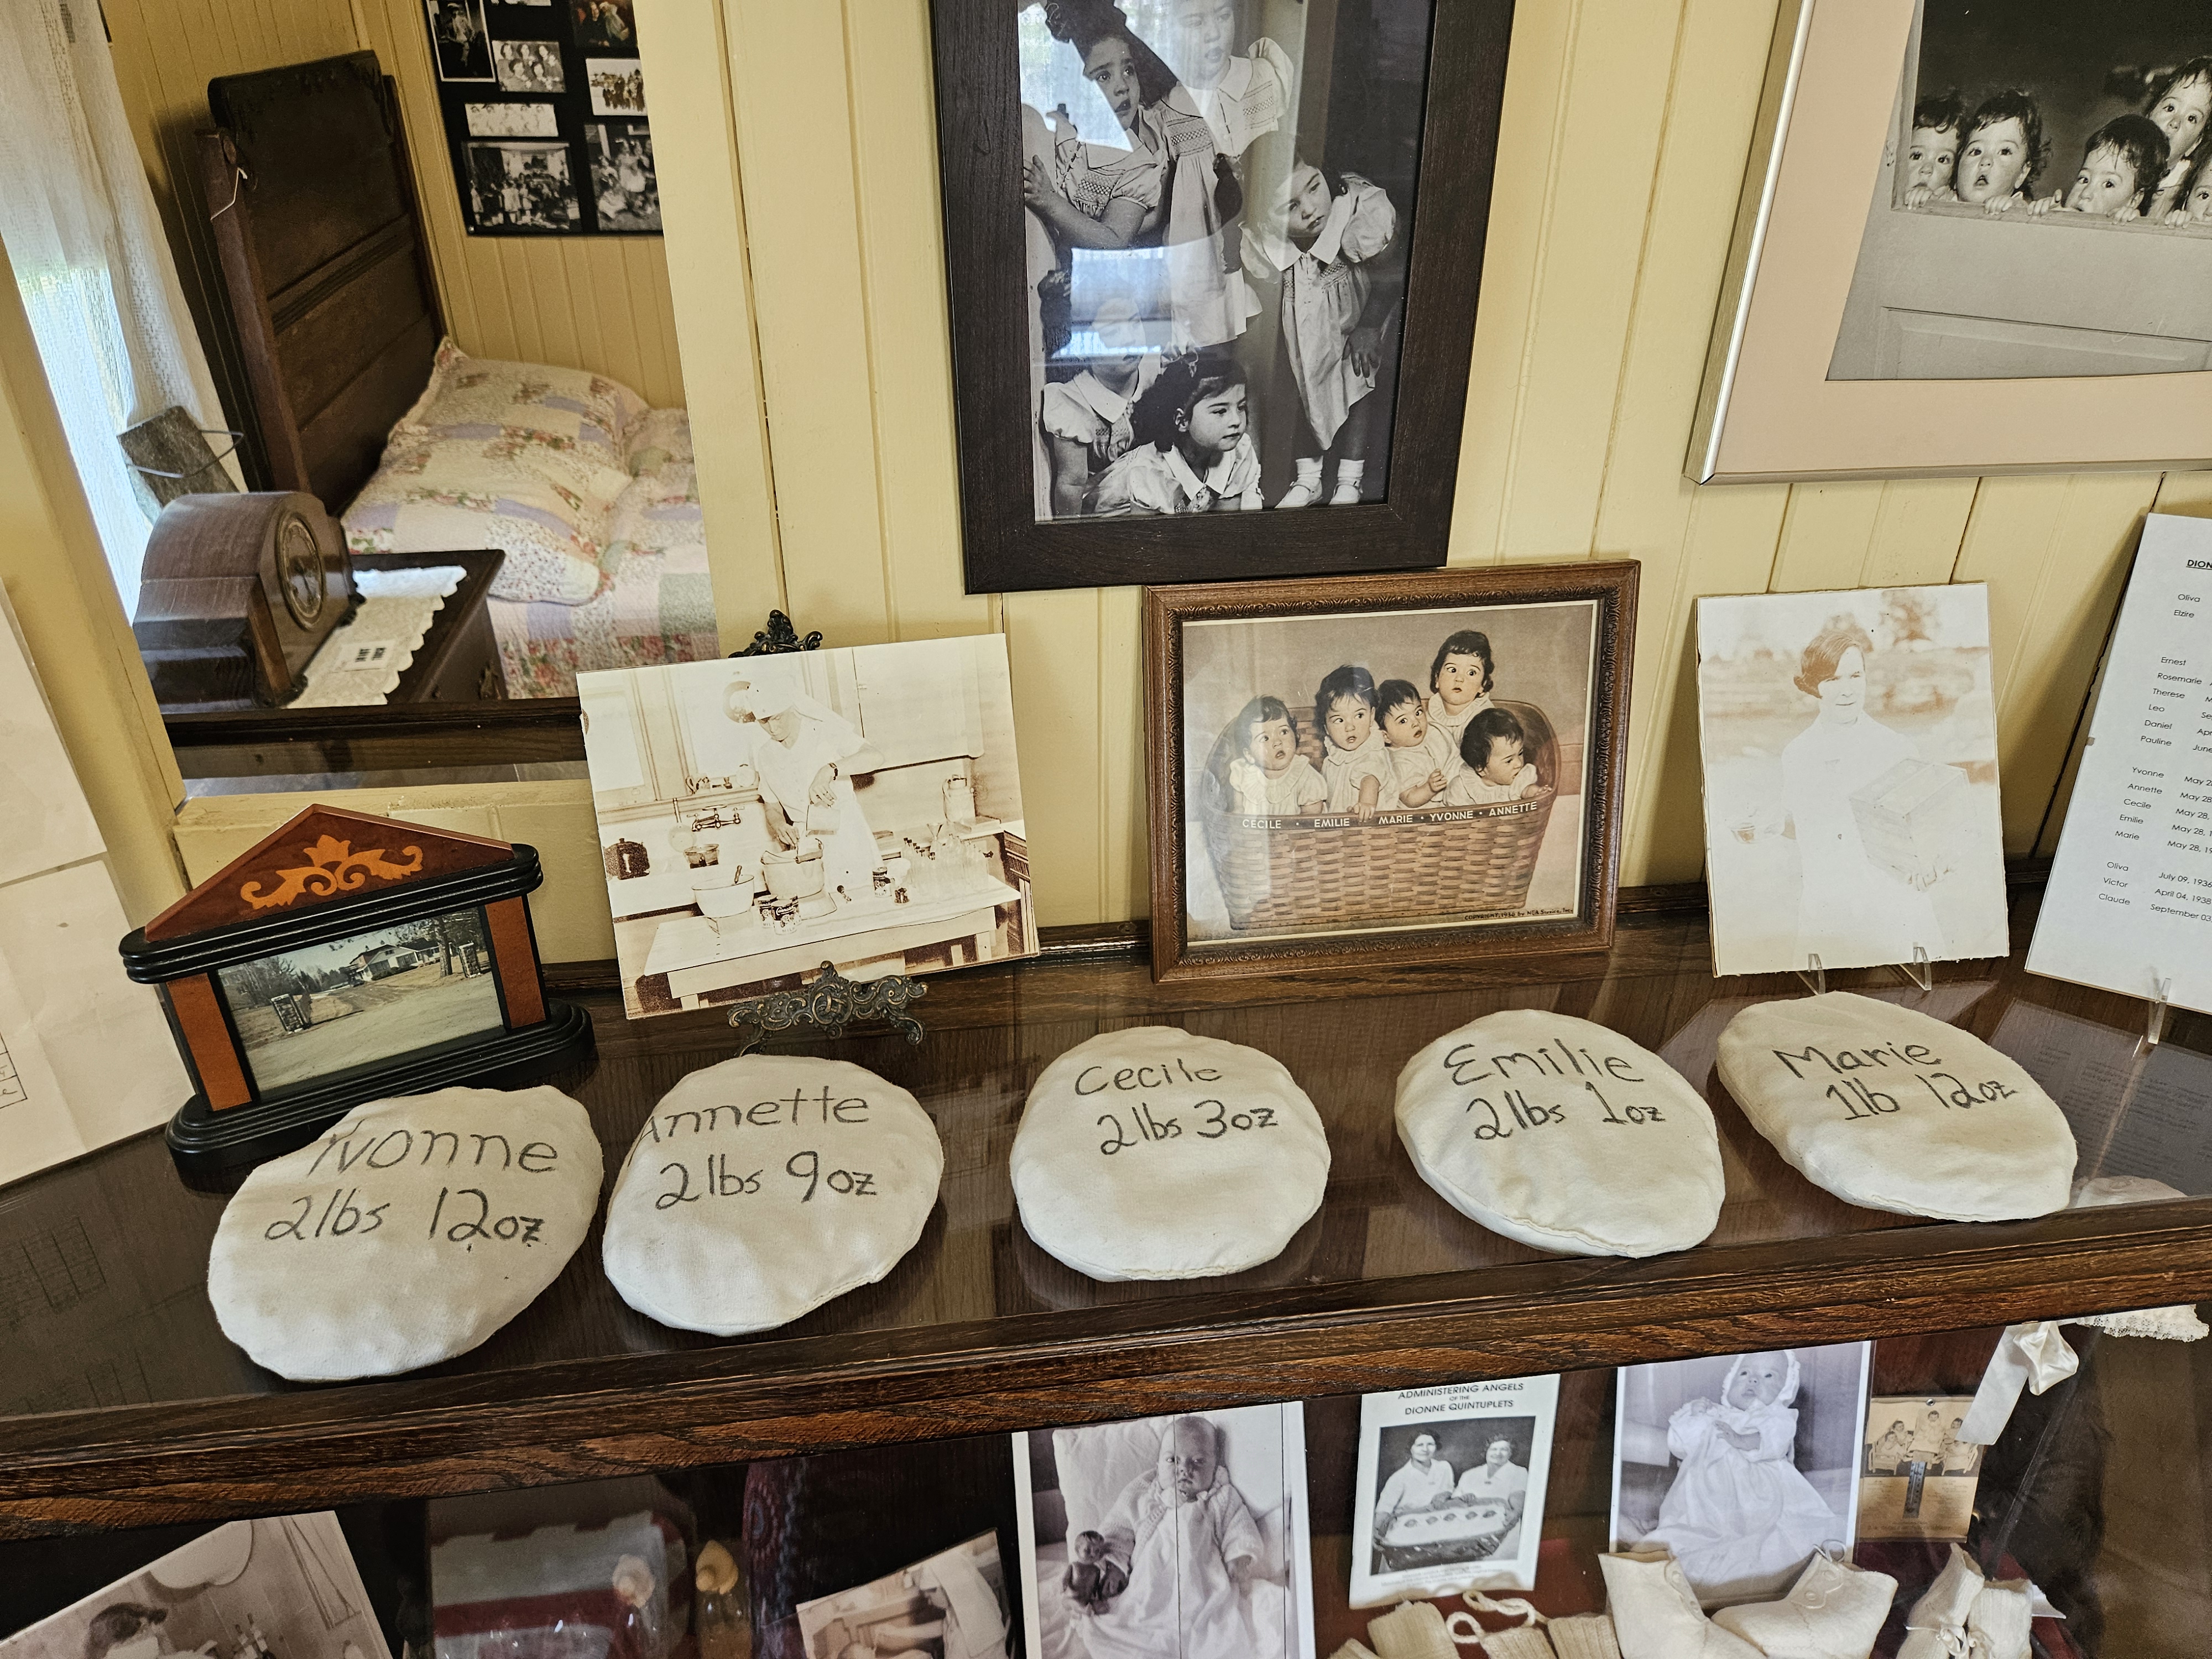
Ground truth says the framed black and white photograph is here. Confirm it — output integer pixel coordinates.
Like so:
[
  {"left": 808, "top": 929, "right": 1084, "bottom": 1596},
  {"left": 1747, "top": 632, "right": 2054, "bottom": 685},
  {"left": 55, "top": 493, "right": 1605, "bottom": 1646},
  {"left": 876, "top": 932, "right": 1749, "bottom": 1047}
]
[
  {"left": 933, "top": 0, "right": 1515, "bottom": 592},
  {"left": 586, "top": 56, "right": 648, "bottom": 117},
  {"left": 0, "top": 1515, "right": 390, "bottom": 1659},
  {"left": 1611, "top": 1346, "right": 1872, "bottom": 1609},
  {"left": 1145, "top": 562, "right": 1637, "bottom": 984},
  {"left": 1688, "top": 0, "right": 2212, "bottom": 482},
  {"left": 1694, "top": 583, "right": 2010, "bottom": 978},
  {"left": 426, "top": 0, "right": 494, "bottom": 81},
  {"left": 465, "top": 140, "right": 582, "bottom": 231},
  {"left": 465, "top": 100, "right": 559, "bottom": 137},
  {"left": 578, "top": 638, "right": 1038, "bottom": 1018},
  {"left": 492, "top": 37, "right": 566, "bottom": 93},
  {"left": 571, "top": 0, "right": 638, "bottom": 51},
  {"left": 1856, "top": 1394, "right": 1983, "bottom": 1541},
  {"left": 1349, "top": 1375, "right": 1558, "bottom": 1606},
  {"left": 794, "top": 1531, "right": 1014, "bottom": 1659},
  {"left": 1831, "top": 2, "right": 2212, "bottom": 383},
  {"left": 1011, "top": 1404, "right": 1315, "bottom": 1659},
  {"left": 587, "top": 122, "right": 660, "bottom": 231}
]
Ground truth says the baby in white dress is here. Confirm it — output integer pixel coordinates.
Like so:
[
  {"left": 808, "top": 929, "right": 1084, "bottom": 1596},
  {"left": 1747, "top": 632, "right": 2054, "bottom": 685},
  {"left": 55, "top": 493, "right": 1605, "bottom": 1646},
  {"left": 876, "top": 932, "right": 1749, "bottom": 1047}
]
[
  {"left": 1224, "top": 695, "right": 1326, "bottom": 816},
  {"left": 1315, "top": 665, "right": 1399, "bottom": 818},
  {"left": 1447, "top": 707, "right": 1541, "bottom": 806},
  {"left": 1376, "top": 679, "right": 1462, "bottom": 809}
]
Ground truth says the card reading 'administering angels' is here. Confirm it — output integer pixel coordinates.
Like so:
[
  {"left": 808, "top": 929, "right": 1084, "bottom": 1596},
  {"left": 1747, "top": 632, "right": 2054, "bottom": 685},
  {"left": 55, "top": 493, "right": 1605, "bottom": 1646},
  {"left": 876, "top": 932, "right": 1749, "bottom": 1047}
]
[{"left": 1695, "top": 585, "right": 2010, "bottom": 978}]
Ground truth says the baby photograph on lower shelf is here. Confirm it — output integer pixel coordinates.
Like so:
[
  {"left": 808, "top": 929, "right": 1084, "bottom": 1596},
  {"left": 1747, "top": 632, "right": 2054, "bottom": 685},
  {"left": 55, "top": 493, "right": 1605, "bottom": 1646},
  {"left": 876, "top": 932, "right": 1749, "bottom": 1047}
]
[
  {"left": 580, "top": 637, "right": 1037, "bottom": 1019},
  {"left": 1013, "top": 1404, "right": 1316, "bottom": 1659},
  {"left": 1610, "top": 1344, "right": 1873, "bottom": 1609}
]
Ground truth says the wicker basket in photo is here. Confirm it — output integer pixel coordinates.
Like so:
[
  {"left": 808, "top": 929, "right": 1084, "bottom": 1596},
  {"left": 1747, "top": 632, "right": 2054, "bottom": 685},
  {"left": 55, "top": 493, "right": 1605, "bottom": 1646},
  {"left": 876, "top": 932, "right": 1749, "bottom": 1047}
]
[{"left": 1198, "top": 698, "right": 1561, "bottom": 932}]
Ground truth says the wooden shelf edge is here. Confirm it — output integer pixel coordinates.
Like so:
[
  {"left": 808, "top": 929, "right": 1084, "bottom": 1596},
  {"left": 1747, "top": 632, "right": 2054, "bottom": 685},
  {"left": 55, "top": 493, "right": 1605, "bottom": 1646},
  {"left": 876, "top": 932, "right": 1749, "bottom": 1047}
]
[{"left": 2, "top": 1196, "right": 2207, "bottom": 1534}]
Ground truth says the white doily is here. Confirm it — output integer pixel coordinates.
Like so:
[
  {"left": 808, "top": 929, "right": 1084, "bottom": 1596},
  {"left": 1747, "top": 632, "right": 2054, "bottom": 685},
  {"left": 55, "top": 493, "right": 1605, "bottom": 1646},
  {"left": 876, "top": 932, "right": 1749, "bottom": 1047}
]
[{"left": 293, "top": 566, "right": 467, "bottom": 708}]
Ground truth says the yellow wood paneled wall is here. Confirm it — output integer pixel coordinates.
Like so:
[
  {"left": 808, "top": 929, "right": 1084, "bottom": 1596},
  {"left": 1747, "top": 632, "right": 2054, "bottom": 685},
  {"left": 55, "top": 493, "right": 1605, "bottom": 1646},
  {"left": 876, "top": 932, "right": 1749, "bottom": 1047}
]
[
  {"left": 104, "top": 0, "right": 362, "bottom": 483},
  {"left": 638, "top": 0, "right": 2212, "bottom": 937}
]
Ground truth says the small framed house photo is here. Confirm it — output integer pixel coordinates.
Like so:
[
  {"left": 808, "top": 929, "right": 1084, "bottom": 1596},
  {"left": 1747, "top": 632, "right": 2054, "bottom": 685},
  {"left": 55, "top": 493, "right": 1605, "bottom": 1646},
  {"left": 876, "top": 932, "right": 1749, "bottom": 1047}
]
[
  {"left": 120, "top": 805, "right": 592, "bottom": 1172},
  {"left": 932, "top": 0, "right": 1516, "bottom": 593},
  {"left": 1145, "top": 562, "right": 1637, "bottom": 983}
]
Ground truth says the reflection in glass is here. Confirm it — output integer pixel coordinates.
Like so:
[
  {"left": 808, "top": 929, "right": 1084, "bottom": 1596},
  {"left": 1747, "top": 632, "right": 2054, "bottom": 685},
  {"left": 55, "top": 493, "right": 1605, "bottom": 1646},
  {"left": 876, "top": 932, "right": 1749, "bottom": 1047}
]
[{"left": 1019, "top": 0, "right": 1432, "bottom": 521}]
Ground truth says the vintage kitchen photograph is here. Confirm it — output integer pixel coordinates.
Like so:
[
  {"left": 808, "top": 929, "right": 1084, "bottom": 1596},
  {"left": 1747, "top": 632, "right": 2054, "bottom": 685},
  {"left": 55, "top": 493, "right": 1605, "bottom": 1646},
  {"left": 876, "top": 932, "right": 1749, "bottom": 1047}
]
[{"left": 579, "top": 638, "right": 1036, "bottom": 1018}]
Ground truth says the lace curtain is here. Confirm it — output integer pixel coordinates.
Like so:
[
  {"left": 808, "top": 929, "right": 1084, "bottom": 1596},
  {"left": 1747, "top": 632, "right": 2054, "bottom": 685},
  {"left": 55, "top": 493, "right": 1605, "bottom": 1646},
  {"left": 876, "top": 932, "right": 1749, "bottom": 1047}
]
[{"left": 0, "top": 0, "right": 233, "bottom": 599}]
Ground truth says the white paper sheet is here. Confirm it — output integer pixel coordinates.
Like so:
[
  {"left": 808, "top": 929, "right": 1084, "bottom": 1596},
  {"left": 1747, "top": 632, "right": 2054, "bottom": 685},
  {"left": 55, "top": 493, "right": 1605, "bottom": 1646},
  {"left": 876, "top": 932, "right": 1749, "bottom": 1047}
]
[
  {"left": 2030, "top": 514, "right": 2212, "bottom": 1012},
  {"left": 0, "top": 579, "right": 103, "bottom": 885},
  {"left": 0, "top": 862, "right": 188, "bottom": 1185}
]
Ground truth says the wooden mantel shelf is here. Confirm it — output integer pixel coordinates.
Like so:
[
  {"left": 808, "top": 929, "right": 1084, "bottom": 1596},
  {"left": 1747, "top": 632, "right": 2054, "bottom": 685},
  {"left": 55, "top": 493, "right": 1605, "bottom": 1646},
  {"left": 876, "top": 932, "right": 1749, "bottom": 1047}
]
[{"left": 2, "top": 893, "right": 2207, "bottom": 1535}]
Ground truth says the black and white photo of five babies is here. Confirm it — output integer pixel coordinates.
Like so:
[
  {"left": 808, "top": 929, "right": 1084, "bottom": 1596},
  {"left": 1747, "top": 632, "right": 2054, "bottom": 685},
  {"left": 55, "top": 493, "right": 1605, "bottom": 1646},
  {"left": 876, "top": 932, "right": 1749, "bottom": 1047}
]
[
  {"left": 1216, "top": 628, "right": 1550, "bottom": 823},
  {"left": 1898, "top": 39, "right": 2211, "bottom": 229},
  {"left": 1020, "top": 0, "right": 1430, "bottom": 520}
]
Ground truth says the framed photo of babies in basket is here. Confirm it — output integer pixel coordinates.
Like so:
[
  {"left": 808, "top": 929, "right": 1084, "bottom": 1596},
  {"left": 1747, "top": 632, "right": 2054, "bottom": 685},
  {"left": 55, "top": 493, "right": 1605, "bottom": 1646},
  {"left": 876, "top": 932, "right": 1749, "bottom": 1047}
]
[
  {"left": 1145, "top": 562, "right": 1638, "bottom": 983},
  {"left": 931, "top": 0, "right": 1515, "bottom": 593}
]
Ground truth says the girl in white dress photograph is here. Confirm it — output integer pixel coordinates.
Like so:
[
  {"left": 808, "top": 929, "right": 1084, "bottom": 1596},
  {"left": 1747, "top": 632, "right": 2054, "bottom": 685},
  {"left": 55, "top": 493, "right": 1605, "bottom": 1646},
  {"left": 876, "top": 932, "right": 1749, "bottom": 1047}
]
[{"left": 1694, "top": 586, "right": 2010, "bottom": 977}]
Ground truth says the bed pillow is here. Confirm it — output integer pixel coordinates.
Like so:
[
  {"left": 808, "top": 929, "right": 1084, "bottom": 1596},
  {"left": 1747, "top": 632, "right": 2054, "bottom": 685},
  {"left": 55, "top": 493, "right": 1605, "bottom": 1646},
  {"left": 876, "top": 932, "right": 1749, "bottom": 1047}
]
[
  {"left": 400, "top": 337, "right": 646, "bottom": 460},
  {"left": 625, "top": 407, "right": 694, "bottom": 476},
  {"left": 345, "top": 433, "right": 609, "bottom": 605}
]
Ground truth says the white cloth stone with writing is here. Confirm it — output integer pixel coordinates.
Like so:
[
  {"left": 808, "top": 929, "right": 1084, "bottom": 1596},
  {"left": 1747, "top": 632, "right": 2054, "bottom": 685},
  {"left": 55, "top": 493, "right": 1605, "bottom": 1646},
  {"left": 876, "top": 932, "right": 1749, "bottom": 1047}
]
[
  {"left": 1011, "top": 1027, "right": 1330, "bottom": 1280},
  {"left": 207, "top": 1084, "right": 602, "bottom": 1381},
  {"left": 1395, "top": 1010, "right": 1724, "bottom": 1257},
  {"left": 602, "top": 1054, "right": 942, "bottom": 1334},
  {"left": 1716, "top": 993, "right": 2074, "bottom": 1222}
]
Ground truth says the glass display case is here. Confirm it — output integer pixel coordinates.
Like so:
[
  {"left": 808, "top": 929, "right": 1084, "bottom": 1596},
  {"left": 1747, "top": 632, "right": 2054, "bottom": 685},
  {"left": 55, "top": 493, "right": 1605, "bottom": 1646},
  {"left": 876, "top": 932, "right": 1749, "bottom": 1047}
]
[{"left": 1, "top": 893, "right": 2208, "bottom": 1655}]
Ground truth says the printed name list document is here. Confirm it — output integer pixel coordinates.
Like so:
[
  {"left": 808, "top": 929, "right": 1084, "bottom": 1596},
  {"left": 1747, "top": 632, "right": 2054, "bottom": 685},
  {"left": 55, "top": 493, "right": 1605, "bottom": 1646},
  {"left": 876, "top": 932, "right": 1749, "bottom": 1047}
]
[{"left": 2031, "top": 513, "right": 2212, "bottom": 1012}]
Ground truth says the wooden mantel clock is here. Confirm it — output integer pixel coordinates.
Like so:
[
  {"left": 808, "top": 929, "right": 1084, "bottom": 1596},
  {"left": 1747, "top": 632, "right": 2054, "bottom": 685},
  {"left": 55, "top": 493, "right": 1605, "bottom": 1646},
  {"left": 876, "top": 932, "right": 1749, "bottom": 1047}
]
[{"left": 120, "top": 805, "right": 594, "bottom": 1172}]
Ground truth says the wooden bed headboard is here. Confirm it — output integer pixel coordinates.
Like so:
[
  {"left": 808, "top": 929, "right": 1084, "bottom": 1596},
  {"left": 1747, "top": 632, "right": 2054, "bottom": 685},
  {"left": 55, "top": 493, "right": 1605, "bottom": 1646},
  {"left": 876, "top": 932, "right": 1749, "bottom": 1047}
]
[{"left": 200, "top": 51, "right": 444, "bottom": 513}]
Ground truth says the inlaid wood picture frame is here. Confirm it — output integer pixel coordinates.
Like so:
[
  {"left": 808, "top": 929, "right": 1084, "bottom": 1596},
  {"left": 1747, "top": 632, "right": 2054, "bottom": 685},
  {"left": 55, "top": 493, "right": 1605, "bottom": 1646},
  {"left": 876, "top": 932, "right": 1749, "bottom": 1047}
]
[
  {"left": 119, "top": 805, "right": 592, "bottom": 1172},
  {"left": 1145, "top": 562, "right": 1637, "bottom": 983},
  {"left": 932, "top": 0, "right": 1515, "bottom": 593}
]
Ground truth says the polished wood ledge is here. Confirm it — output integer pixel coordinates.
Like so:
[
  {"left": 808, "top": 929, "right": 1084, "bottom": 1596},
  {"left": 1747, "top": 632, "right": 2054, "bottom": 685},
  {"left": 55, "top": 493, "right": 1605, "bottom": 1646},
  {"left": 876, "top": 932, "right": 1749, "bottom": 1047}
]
[{"left": 2, "top": 884, "right": 2208, "bottom": 1535}]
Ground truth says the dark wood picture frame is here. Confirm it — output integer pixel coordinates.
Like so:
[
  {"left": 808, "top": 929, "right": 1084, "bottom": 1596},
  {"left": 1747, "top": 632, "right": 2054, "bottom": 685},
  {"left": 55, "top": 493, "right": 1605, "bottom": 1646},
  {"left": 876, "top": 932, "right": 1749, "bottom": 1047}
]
[
  {"left": 1145, "top": 561, "right": 1639, "bottom": 983},
  {"left": 120, "top": 805, "right": 592, "bottom": 1172},
  {"left": 932, "top": 0, "right": 1515, "bottom": 594}
]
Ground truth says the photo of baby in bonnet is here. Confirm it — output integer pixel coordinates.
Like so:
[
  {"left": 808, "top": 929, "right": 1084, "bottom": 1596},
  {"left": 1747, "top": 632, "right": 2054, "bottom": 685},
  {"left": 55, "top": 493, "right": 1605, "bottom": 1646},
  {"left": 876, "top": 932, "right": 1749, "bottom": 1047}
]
[
  {"left": 1610, "top": 1345, "right": 1872, "bottom": 1608},
  {"left": 1013, "top": 1404, "right": 1316, "bottom": 1659}
]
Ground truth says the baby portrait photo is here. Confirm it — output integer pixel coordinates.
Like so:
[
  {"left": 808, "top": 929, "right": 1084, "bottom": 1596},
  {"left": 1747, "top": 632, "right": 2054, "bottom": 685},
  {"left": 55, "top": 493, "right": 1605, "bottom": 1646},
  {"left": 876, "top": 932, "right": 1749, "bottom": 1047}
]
[
  {"left": 1011, "top": 1404, "right": 1315, "bottom": 1659},
  {"left": 1831, "top": 0, "right": 2212, "bottom": 380},
  {"left": 1348, "top": 1375, "right": 1559, "bottom": 1605},
  {"left": 1610, "top": 1345, "right": 1872, "bottom": 1609},
  {"left": 578, "top": 637, "right": 1036, "bottom": 1018},
  {"left": 0, "top": 1515, "right": 390, "bottom": 1659},
  {"left": 1173, "top": 593, "right": 1601, "bottom": 952},
  {"left": 1856, "top": 1393, "right": 1984, "bottom": 1542},
  {"left": 1014, "top": 0, "right": 1432, "bottom": 525},
  {"left": 1695, "top": 583, "right": 2010, "bottom": 978},
  {"left": 793, "top": 1531, "right": 1014, "bottom": 1659}
]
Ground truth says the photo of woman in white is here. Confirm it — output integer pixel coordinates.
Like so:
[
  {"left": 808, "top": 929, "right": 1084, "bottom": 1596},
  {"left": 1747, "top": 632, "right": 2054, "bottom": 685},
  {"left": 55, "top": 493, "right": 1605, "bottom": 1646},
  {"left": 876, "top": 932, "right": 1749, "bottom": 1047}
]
[
  {"left": 1694, "top": 586, "right": 2010, "bottom": 977},
  {"left": 1451, "top": 1436, "right": 1530, "bottom": 1556},
  {"left": 726, "top": 679, "right": 887, "bottom": 908},
  {"left": 1373, "top": 1433, "right": 1454, "bottom": 1522}
]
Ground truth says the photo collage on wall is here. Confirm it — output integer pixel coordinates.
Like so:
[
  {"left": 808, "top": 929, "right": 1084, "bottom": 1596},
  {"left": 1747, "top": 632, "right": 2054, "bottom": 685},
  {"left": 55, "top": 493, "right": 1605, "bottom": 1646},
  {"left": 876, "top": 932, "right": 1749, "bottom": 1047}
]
[{"left": 423, "top": 0, "right": 659, "bottom": 236}]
